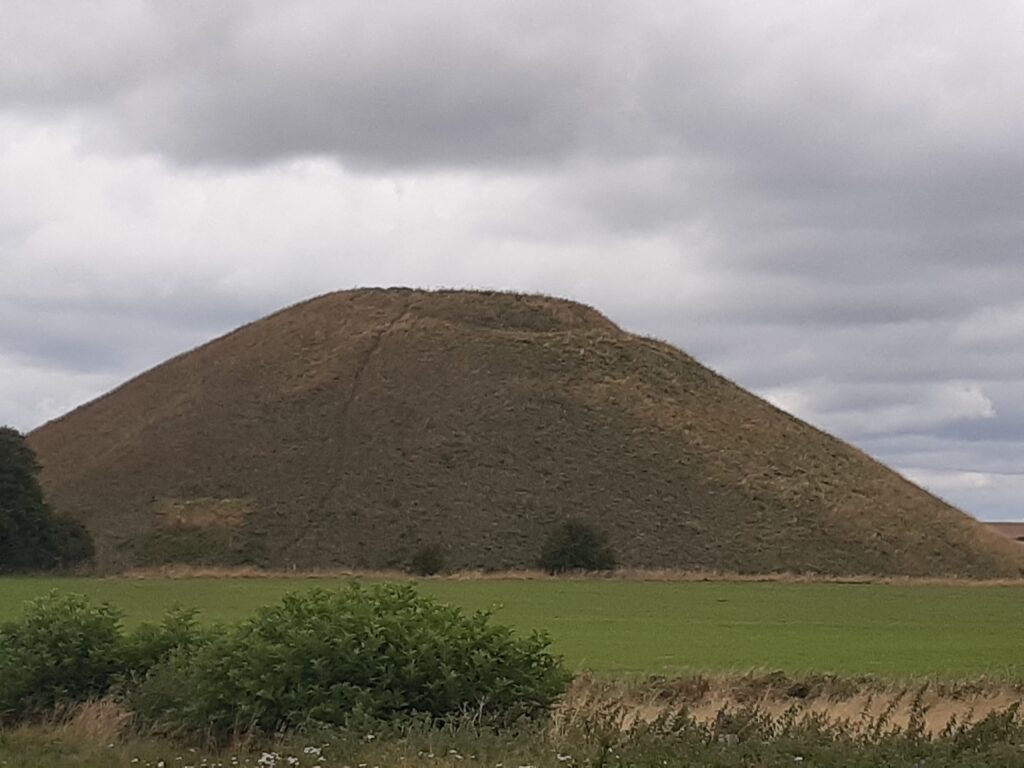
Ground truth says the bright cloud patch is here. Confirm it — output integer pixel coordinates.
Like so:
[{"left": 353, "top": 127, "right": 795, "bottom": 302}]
[{"left": 763, "top": 382, "right": 996, "bottom": 437}]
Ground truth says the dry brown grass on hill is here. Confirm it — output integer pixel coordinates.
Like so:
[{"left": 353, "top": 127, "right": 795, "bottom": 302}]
[{"left": 28, "top": 288, "right": 1024, "bottom": 577}]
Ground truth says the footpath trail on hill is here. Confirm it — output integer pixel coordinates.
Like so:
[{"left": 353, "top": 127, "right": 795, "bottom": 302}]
[{"left": 28, "top": 288, "right": 1024, "bottom": 577}]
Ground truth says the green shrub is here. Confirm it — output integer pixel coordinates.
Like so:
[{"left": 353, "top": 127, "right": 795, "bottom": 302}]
[
  {"left": 538, "top": 519, "right": 616, "bottom": 573},
  {"left": 0, "top": 592, "right": 123, "bottom": 722},
  {"left": 122, "top": 605, "right": 216, "bottom": 679},
  {"left": 409, "top": 543, "right": 446, "bottom": 576},
  {"left": 133, "top": 583, "right": 570, "bottom": 739}
]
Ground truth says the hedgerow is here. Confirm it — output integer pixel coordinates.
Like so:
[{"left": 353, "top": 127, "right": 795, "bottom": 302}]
[{"left": 0, "top": 585, "right": 570, "bottom": 740}]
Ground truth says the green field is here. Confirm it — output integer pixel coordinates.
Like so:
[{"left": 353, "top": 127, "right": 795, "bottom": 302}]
[{"left": 2, "top": 577, "right": 1022, "bottom": 678}]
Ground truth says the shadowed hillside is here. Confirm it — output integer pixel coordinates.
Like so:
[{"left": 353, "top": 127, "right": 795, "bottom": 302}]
[{"left": 28, "top": 289, "right": 1024, "bottom": 577}]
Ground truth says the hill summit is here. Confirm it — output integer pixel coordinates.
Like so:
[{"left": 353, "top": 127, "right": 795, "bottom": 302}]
[{"left": 28, "top": 289, "right": 1024, "bottom": 577}]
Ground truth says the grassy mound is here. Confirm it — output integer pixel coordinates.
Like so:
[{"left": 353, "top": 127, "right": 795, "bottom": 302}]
[{"left": 28, "top": 288, "right": 1024, "bottom": 577}]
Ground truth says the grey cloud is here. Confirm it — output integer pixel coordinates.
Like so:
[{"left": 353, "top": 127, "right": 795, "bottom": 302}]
[
  {"left": 3, "top": 0, "right": 1024, "bottom": 519},
  {"left": 7, "top": 1, "right": 1024, "bottom": 255},
  {"left": 932, "top": 389, "right": 1024, "bottom": 444},
  {"left": 940, "top": 487, "right": 1024, "bottom": 522},
  {"left": 1, "top": 305, "right": 204, "bottom": 375},
  {"left": 0, "top": 1, "right": 150, "bottom": 105},
  {"left": 77, "top": 1, "right": 613, "bottom": 169},
  {"left": 0, "top": 288, "right": 275, "bottom": 373},
  {"left": 688, "top": 319, "right": 1019, "bottom": 389},
  {"left": 3, "top": 2, "right": 1015, "bottom": 175}
]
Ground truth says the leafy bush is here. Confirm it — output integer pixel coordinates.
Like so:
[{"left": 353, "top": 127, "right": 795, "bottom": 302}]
[
  {"left": 409, "top": 543, "right": 446, "bottom": 576},
  {"left": 0, "top": 592, "right": 123, "bottom": 722},
  {"left": 0, "top": 594, "right": 220, "bottom": 725},
  {"left": 121, "top": 605, "right": 215, "bottom": 680},
  {"left": 133, "top": 583, "right": 570, "bottom": 739},
  {"left": 538, "top": 519, "right": 616, "bottom": 573}
]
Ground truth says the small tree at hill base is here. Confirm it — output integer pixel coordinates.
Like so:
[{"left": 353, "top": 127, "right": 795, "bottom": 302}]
[
  {"left": 409, "top": 543, "right": 446, "bottom": 576},
  {"left": 0, "top": 426, "right": 94, "bottom": 572},
  {"left": 538, "top": 519, "right": 617, "bottom": 573}
]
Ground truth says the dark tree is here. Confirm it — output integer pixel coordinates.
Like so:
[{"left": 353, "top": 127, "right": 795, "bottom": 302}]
[
  {"left": 409, "top": 543, "right": 446, "bottom": 576},
  {"left": 0, "top": 426, "right": 93, "bottom": 572},
  {"left": 538, "top": 519, "right": 617, "bottom": 574}
]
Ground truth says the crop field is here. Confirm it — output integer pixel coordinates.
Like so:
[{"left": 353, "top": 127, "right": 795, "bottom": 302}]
[{"left": 2, "top": 575, "right": 1022, "bottom": 679}]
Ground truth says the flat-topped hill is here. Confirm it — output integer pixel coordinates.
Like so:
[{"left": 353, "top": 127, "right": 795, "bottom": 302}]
[{"left": 28, "top": 289, "right": 1024, "bottom": 576}]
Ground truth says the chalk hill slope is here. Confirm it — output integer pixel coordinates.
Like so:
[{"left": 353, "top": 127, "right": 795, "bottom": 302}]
[{"left": 28, "top": 289, "right": 1024, "bottom": 576}]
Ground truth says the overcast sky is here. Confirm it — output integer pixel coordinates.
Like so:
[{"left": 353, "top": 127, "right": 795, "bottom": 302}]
[{"left": 2, "top": 1, "right": 1023, "bottom": 520}]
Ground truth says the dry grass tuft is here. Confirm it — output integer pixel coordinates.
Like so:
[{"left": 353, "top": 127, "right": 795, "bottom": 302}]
[
  {"left": 557, "top": 673, "right": 1024, "bottom": 736},
  {"left": 60, "top": 698, "right": 134, "bottom": 744}
]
